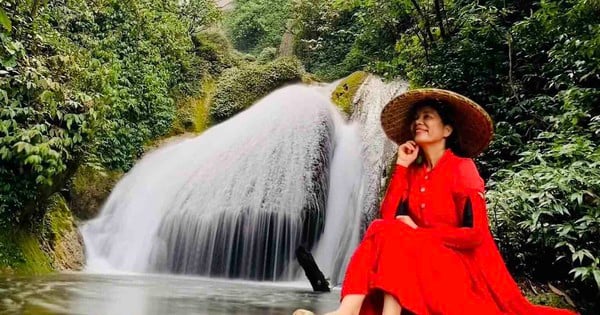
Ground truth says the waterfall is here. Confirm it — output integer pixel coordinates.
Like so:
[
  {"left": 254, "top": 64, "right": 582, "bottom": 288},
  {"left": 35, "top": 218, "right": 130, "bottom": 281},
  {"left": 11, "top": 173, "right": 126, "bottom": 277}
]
[
  {"left": 351, "top": 77, "right": 408, "bottom": 225},
  {"left": 82, "top": 77, "right": 407, "bottom": 284},
  {"left": 312, "top": 76, "right": 408, "bottom": 284},
  {"left": 312, "top": 118, "right": 364, "bottom": 284},
  {"left": 83, "top": 84, "right": 344, "bottom": 280}
]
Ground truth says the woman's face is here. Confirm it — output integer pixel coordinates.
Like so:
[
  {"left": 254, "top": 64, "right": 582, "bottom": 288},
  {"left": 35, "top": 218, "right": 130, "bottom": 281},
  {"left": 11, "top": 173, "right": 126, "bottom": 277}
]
[{"left": 411, "top": 105, "right": 453, "bottom": 146}]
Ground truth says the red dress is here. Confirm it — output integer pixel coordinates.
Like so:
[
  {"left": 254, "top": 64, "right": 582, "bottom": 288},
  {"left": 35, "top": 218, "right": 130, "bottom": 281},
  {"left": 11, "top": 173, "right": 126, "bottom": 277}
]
[{"left": 341, "top": 149, "right": 577, "bottom": 315}]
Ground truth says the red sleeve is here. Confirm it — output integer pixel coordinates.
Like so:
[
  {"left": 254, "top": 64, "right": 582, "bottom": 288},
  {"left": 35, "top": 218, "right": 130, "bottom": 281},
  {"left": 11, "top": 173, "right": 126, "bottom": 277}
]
[
  {"left": 380, "top": 164, "right": 409, "bottom": 220},
  {"left": 429, "top": 159, "right": 488, "bottom": 250}
]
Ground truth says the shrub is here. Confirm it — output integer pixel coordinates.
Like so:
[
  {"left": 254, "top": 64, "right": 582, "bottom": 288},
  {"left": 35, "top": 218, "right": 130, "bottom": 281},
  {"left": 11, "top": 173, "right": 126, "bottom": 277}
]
[
  {"left": 209, "top": 57, "right": 303, "bottom": 122},
  {"left": 225, "top": 0, "right": 292, "bottom": 54},
  {"left": 257, "top": 47, "right": 278, "bottom": 64}
]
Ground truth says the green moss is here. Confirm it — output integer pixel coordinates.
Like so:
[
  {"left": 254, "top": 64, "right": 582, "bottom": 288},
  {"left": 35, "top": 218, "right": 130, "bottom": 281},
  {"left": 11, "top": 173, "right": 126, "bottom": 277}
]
[
  {"left": 209, "top": 57, "right": 304, "bottom": 123},
  {"left": 527, "top": 292, "right": 573, "bottom": 309},
  {"left": 301, "top": 72, "right": 321, "bottom": 84},
  {"left": 44, "top": 194, "right": 74, "bottom": 242},
  {"left": 0, "top": 194, "right": 79, "bottom": 274},
  {"left": 69, "top": 165, "right": 122, "bottom": 220},
  {"left": 195, "top": 77, "right": 217, "bottom": 133},
  {"left": 172, "top": 76, "right": 218, "bottom": 134},
  {"left": 0, "top": 230, "right": 52, "bottom": 275},
  {"left": 43, "top": 194, "right": 84, "bottom": 271},
  {"left": 331, "top": 71, "right": 368, "bottom": 116},
  {"left": 172, "top": 97, "right": 198, "bottom": 134}
]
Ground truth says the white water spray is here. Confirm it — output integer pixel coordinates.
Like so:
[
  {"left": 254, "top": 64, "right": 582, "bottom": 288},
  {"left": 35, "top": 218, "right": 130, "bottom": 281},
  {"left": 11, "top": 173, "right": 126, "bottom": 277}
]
[{"left": 82, "top": 78, "right": 406, "bottom": 284}]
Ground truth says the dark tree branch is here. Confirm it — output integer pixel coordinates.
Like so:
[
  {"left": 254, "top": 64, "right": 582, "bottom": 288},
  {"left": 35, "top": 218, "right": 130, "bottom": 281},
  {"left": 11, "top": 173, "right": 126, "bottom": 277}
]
[
  {"left": 409, "top": 0, "right": 435, "bottom": 43},
  {"left": 434, "top": 0, "right": 447, "bottom": 39}
]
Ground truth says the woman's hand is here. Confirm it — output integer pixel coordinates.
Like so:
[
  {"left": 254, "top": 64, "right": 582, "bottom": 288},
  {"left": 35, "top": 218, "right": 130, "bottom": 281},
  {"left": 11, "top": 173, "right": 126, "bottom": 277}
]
[
  {"left": 396, "top": 141, "right": 419, "bottom": 167},
  {"left": 395, "top": 215, "right": 418, "bottom": 229}
]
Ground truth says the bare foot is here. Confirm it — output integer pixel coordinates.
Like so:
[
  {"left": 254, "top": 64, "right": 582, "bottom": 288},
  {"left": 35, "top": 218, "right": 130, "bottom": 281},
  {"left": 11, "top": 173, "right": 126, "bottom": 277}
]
[{"left": 293, "top": 309, "right": 316, "bottom": 315}]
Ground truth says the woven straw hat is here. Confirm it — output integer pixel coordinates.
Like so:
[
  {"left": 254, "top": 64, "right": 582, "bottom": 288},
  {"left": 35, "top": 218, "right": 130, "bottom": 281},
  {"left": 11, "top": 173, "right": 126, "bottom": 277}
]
[{"left": 380, "top": 88, "right": 494, "bottom": 158}]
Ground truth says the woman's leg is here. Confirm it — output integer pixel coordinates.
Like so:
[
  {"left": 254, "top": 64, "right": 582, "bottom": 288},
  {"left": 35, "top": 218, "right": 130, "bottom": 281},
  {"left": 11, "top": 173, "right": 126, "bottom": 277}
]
[
  {"left": 293, "top": 294, "right": 365, "bottom": 315},
  {"left": 382, "top": 293, "right": 401, "bottom": 315},
  {"left": 324, "top": 294, "right": 366, "bottom": 315}
]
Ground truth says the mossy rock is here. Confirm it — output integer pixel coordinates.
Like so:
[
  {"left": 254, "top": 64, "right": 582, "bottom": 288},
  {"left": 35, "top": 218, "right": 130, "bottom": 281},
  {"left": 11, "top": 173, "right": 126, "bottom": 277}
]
[
  {"left": 195, "top": 77, "right": 217, "bottom": 133},
  {"left": 0, "top": 194, "right": 85, "bottom": 274},
  {"left": 43, "top": 194, "right": 84, "bottom": 271},
  {"left": 209, "top": 57, "right": 304, "bottom": 123},
  {"left": 331, "top": 71, "right": 368, "bottom": 116},
  {"left": 44, "top": 194, "right": 73, "bottom": 241},
  {"left": 68, "top": 165, "right": 122, "bottom": 220},
  {"left": 0, "top": 230, "right": 52, "bottom": 275},
  {"left": 301, "top": 72, "right": 321, "bottom": 84},
  {"left": 193, "top": 29, "right": 236, "bottom": 76},
  {"left": 172, "top": 76, "right": 217, "bottom": 134},
  {"left": 172, "top": 97, "right": 197, "bottom": 134}
]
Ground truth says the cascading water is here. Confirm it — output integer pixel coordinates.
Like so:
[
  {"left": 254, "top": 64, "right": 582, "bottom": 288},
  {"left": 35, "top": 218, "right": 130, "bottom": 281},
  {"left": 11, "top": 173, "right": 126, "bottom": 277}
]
[
  {"left": 82, "top": 76, "right": 407, "bottom": 284},
  {"left": 82, "top": 84, "right": 364, "bottom": 281},
  {"left": 351, "top": 77, "right": 408, "bottom": 224},
  {"left": 312, "top": 119, "right": 364, "bottom": 285},
  {"left": 312, "top": 77, "right": 408, "bottom": 284}
]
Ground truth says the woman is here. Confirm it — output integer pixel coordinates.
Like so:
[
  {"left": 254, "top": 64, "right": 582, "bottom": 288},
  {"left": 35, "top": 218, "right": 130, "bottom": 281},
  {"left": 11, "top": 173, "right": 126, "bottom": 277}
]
[{"left": 295, "top": 89, "right": 577, "bottom": 315}]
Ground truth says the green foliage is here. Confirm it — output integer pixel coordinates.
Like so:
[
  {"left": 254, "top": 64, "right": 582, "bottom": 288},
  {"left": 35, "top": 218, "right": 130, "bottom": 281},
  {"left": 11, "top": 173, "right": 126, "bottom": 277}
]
[
  {"left": 331, "top": 71, "right": 368, "bottom": 116},
  {"left": 1, "top": 1, "right": 93, "bottom": 225},
  {"left": 225, "top": 0, "right": 292, "bottom": 54},
  {"left": 1, "top": 0, "right": 221, "bottom": 226},
  {"left": 177, "top": 0, "right": 222, "bottom": 36},
  {"left": 257, "top": 46, "right": 278, "bottom": 64},
  {"left": 68, "top": 165, "right": 122, "bottom": 220},
  {"left": 292, "top": 0, "right": 363, "bottom": 80},
  {"left": 209, "top": 57, "right": 303, "bottom": 122},
  {"left": 488, "top": 88, "right": 600, "bottom": 293},
  {"left": 526, "top": 290, "right": 573, "bottom": 310},
  {"left": 192, "top": 29, "right": 236, "bottom": 75}
]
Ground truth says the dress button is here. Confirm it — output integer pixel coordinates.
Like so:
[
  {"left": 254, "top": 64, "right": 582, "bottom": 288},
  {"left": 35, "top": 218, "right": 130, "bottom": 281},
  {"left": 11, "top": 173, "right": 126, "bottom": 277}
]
[
  {"left": 424, "top": 175, "right": 429, "bottom": 180},
  {"left": 420, "top": 187, "right": 425, "bottom": 193},
  {"left": 420, "top": 203, "right": 426, "bottom": 209}
]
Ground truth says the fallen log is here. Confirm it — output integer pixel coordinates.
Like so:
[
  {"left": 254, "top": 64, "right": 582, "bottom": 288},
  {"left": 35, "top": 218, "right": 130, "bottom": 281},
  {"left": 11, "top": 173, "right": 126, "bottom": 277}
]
[{"left": 295, "top": 246, "right": 330, "bottom": 292}]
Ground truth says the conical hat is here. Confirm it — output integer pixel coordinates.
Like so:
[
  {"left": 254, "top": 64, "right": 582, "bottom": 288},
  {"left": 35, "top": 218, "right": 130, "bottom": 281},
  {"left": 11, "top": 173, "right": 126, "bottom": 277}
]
[{"left": 381, "top": 88, "right": 494, "bottom": 157}]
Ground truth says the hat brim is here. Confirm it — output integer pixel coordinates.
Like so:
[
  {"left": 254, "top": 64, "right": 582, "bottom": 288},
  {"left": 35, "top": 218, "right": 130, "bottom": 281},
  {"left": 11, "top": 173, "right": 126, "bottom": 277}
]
[{"left": 380, "top": 88, "right": 494, "bottom": 158}]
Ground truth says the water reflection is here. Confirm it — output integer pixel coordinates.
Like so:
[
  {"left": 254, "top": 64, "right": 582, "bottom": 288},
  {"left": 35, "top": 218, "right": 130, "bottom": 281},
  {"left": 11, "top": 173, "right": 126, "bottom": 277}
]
[{"left": 0, "top": 273, "right": 338, "bottom": 315}]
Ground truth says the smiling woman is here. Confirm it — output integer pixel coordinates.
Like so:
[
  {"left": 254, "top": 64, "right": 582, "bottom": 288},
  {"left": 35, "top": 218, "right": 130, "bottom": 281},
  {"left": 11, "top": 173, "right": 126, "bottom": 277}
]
[
  {"left": 294, "top": 89, "right": 578, "bottom": 315},
  {"left": 410, "top": 100, "right": 456, "bottom": 161}
]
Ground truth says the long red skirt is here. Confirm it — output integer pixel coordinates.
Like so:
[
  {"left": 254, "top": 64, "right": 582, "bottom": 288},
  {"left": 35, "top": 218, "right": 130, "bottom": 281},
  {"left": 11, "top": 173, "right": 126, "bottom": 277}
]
[{"left": 341, "top": 219, "right": 506, "bottom": 315}]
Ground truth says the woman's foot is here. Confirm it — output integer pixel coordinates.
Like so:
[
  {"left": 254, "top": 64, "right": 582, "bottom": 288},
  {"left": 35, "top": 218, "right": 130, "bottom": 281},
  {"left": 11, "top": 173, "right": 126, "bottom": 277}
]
[{"left": 293, "top": 309, "right": 315, "bottom": 315}]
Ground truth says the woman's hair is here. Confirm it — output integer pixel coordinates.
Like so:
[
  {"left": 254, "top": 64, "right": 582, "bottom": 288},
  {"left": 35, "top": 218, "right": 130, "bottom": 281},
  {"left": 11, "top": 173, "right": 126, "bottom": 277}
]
[{"left": 408, "top": 99, "right": 463, "bottom": 155}]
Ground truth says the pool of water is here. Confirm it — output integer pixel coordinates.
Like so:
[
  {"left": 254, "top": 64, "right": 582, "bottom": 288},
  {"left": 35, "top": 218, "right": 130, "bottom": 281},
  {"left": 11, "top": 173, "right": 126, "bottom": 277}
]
[{"left": 0, "top": 272, "right": 339, "bottom": 315}]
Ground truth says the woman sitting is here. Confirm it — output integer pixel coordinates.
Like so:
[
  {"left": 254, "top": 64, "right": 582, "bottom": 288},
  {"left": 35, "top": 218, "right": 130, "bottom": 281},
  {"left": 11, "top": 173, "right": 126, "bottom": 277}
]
[{"left": 295, "top": 89, "right": 578, "bottom": 315}]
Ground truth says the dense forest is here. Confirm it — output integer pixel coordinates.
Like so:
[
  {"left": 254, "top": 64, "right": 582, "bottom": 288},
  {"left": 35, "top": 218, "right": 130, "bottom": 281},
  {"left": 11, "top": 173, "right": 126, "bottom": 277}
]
[{"left": 1, "top": 0, "right": 598, "bottom": 312}]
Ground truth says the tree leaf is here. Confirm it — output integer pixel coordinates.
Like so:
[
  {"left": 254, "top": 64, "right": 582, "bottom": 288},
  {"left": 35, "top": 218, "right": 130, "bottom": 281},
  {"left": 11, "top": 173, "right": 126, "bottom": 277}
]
[
  {"left": 548, "top": 283, "right": 575, "bottom": 307},
  {"left": 593, "top": 269, "right": 600, "bottom": 291},
  {"left": 0, "top": 8, "right": 11, "bottom": 32}
]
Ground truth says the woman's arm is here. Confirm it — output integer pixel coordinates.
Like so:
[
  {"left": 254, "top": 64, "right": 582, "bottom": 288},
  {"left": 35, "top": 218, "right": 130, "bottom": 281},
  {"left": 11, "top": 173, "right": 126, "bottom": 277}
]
[
  {"left": 380, "top": 164, "right": 409, "bottom": 220},
  {"left": 427, "top": 159, "right": 488, "bottom": 250},
  {"left": 428, "top": 190, "right": 488, "bottom": 249}
]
